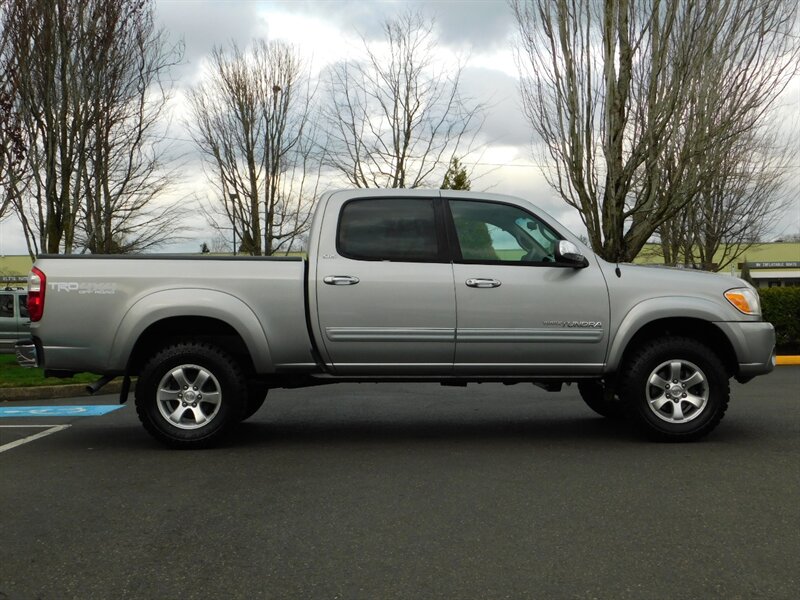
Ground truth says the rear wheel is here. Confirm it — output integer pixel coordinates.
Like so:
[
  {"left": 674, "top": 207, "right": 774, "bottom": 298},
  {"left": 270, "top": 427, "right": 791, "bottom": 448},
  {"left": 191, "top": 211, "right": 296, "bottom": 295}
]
[
  {"left": 619, "top": 337, "right": 729, "bottom": 442},
  {"left": 135, "top": 341, "right": 246, "bottom": 448}
]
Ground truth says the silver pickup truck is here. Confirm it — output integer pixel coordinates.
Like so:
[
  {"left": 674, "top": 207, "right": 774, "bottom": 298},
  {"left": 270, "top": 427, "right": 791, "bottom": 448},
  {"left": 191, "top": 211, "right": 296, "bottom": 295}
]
[{"left": 17, "top": 189, "right": 775, "bottom": 447}]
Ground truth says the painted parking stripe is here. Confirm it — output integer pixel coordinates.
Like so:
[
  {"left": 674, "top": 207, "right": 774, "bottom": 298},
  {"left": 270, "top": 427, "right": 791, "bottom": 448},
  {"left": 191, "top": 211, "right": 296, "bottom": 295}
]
[
  {"left": 0, "top": 425, "right": 71, "bottom": 453},
  {"left": 0, "top": 405, "right": 124, "bottom": 418}
]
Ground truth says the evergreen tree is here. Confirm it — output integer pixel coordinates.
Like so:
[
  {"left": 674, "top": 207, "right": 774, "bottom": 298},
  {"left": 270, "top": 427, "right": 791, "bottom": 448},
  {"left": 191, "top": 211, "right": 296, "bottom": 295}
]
[{"left": 441, "top": 156, "right": 471, "bottom": 190}]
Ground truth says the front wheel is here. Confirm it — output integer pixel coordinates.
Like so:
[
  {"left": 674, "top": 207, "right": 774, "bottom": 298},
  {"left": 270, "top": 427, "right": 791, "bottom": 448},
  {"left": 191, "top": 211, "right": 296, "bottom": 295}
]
[
  {"left": 619, "top": 337, "right": 729, "bottom": 442},
  {"left": 135, "top": 341, "right": 246, "bottom": 448}
]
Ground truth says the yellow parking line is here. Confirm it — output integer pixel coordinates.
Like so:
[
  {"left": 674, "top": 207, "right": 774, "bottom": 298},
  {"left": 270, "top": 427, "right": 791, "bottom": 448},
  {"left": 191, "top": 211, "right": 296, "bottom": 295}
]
[{"left": 776, "top": 356, "right": 800, "bottom": 365}]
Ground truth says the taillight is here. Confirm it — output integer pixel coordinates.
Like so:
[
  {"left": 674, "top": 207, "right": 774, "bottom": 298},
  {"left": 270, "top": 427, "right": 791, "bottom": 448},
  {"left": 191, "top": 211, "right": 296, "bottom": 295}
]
[{"left": 28, "top": 267, "right": 46, "bottom": 322}]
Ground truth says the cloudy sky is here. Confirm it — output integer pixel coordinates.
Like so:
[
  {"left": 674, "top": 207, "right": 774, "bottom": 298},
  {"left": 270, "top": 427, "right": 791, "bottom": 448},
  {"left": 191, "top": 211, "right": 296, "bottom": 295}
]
[
  {"left": 1, "top": 0, "right": 798, "bottom": 255},
  {"left": 154, "top": 0, "right": 558, "bottom": 254}
]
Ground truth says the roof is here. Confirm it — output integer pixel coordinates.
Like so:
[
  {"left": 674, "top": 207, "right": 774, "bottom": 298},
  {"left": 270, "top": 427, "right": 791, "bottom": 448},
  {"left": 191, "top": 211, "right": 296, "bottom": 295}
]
[{"left": 2, "top": 241, "right": 799, "bottom": 275}]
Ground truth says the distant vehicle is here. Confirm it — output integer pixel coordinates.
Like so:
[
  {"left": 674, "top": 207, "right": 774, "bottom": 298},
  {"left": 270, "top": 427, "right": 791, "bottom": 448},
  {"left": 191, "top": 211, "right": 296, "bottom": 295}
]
[
  {"left": 1, "top": 287, "right": 29, "bottom": 354},
  {"left": 16, "top": 189, "right": 775, "bottom": 448}
]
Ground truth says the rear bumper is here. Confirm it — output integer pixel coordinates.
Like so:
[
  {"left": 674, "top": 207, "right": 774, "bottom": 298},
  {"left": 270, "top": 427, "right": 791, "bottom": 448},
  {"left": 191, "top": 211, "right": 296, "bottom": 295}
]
[{"left": 15, "top": 338, "right": 39, "bottom": 368}]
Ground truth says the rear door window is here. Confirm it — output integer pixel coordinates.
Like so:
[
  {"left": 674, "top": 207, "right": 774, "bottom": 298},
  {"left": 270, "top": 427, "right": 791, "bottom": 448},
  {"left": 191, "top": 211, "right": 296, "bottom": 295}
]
[{"left": 337, "top": 198, "right": 444, "bottom": 262}]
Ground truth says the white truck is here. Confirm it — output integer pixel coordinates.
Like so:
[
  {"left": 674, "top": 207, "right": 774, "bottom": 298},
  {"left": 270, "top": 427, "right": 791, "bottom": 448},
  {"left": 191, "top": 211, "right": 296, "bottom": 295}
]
[{"left": 16, "top": 189, "right": 775, "bottom": 448}]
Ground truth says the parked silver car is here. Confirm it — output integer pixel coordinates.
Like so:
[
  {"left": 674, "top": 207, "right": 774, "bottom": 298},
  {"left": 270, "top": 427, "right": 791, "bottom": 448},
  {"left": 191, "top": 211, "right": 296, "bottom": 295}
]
[{"left": 0, "top": 287, "right": 29, "bottom": 354}]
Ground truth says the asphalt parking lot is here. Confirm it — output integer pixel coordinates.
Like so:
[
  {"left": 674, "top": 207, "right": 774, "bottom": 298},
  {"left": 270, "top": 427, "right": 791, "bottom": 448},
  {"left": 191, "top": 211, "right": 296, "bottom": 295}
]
[{"left": 1, "top": 367, "right": 798, "bottom": 600}]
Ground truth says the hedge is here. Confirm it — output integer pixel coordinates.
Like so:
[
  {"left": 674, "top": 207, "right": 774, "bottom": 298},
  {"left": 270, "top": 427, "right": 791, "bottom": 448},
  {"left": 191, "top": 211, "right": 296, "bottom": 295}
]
[{"left": 759, "top": 287, "right": 800, "bottom": 354}]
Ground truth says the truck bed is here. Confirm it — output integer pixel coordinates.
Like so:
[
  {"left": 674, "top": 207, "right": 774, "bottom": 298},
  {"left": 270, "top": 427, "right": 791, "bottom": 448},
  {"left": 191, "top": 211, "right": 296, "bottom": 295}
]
[{"left": 31, "top": 255, "right": 314, "bottom": 374}]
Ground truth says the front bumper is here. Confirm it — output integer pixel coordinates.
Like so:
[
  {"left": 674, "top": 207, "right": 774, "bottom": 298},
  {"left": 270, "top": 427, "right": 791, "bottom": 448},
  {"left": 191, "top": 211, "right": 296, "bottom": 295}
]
[
  {"left": 15, "top": 338, "right": 39, "bottom": 368},
  {"left": 715, "top": 321, "right": 776, "bottom": 379},
  {"left": 738, "top": 353, "right": 777, "bottom": 378}
]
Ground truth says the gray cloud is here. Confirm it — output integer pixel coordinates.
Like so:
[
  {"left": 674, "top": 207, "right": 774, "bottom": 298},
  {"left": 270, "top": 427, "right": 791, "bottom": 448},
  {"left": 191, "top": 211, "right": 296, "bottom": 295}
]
[
  {"left": 155, "top": 0, "right": 263, "bottom": 83},
  {"left": 279, "top": 0, "right": 515, "bottom": 49},
  {"left": 428, "top": 1, "right": 515, "bottom": 50},
  {"left": 155, "top": 1, "right": 519, "bottom": 87},
  {"left": 459, "top": 67, "right": 530, "bottom": 148}
]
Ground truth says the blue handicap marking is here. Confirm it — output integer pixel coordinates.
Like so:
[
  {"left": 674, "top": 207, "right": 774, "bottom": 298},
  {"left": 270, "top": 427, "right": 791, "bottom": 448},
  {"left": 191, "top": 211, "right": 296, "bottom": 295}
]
[{"left": 0, "top": 405, "right": 124, "bottom": 418}]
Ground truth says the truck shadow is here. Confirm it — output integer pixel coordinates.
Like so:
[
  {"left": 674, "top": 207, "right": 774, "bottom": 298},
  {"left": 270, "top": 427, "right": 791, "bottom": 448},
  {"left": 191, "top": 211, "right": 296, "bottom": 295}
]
[
  {"left": 62, "top": 412, "right": 635, "bottom": 452},
  {"left": 231, "top": 413, "right": 634, "bottom": 447}
]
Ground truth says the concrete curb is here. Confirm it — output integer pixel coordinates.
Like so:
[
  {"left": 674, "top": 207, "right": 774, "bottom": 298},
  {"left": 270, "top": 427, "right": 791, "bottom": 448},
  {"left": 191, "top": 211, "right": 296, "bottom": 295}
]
[
  {"left": 776, "top": 356, "right": 800, "bottom": 365},
  {"left": 0, "top": 379, "right": 126, "bottom": 401}
]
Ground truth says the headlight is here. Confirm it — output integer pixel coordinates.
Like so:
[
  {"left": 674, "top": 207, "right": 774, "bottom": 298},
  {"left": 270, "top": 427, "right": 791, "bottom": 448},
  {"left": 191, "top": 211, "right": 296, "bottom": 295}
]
[{"left": 725, "top": 288, "right": 761, "bottom": 316}]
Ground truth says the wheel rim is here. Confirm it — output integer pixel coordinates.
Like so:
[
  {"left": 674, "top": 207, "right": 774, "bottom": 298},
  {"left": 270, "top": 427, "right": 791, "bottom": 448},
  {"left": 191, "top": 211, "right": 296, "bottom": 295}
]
[
  {"left": 156, "top": 364, "right": 222, "bottom": 430},
  {"left": 645, "top": 359, "right": 709, "bottom": 424}
]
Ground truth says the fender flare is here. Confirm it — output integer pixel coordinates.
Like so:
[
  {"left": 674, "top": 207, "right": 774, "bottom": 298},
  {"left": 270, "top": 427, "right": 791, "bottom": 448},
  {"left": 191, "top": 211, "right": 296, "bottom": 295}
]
[
  {"left": 108, "top": 288, "right": 274, "bottom": 373},
  {"left": 606, "top": 296, "right": 730, "bottom": 372}
]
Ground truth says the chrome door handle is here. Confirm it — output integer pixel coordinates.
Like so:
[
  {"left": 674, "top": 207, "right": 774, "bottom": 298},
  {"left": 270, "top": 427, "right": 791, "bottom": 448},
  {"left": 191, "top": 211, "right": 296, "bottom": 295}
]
[
  {"left": 465, "top": 278, "right": 501, "bottom": 288},
  {"left": 323, "top": 275, "right": 360, "bottom": 286}
]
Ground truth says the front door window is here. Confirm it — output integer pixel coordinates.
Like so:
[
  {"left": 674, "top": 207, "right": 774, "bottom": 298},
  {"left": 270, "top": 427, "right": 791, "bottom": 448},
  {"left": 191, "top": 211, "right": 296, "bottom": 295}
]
[{"left": 449, "top": 200, "right": 560, "bottom": 264}]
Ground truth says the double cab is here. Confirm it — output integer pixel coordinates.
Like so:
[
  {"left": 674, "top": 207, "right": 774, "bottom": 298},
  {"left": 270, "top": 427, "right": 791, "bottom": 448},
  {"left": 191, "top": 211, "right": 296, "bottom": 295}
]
[{"left": 17, "top": 190, "right": 775, "bottom": 447}]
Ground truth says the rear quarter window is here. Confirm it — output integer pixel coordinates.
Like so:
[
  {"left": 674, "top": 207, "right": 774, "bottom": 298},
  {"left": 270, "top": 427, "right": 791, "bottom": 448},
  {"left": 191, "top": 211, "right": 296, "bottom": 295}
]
[{"left": 0, "top": 294, "right": 13, "bottom": 318}]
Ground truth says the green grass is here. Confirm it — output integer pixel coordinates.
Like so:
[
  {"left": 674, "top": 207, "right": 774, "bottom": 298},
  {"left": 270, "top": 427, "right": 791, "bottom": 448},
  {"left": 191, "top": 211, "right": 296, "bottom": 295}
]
[{"left": 0, "top": 354, "right": 100, "bottom": 388}]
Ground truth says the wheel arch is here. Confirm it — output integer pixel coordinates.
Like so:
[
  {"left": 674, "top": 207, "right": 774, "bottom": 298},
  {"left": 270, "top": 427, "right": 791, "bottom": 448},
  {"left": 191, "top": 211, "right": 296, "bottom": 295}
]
[
  {"left": 610, "top": 316, "right": 738, "bottom": 378},
  {"left": 126, "top": 316, "right": 257, "bottom": 376},
  {"left": 110, "top": 289, "right": 273, "bottom": 375}
]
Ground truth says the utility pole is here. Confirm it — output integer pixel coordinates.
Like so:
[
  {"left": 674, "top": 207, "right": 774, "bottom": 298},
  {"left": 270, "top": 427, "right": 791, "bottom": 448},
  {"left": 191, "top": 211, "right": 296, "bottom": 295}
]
[{"left": 229, "top": 192, "right": 238, "bottom": 256}]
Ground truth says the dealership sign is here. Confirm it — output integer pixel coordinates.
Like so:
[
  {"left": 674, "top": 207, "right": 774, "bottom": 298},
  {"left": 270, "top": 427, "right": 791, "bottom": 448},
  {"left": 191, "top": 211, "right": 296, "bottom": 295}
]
[{"left": 745, "top": 262, "right": 800, "bottom": 269}]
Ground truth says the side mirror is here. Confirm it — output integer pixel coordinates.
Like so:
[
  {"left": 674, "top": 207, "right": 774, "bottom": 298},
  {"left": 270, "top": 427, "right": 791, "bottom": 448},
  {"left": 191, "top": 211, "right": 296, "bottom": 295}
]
[{"left": 555, "top": 240, "right": 589, "bottom": 268}]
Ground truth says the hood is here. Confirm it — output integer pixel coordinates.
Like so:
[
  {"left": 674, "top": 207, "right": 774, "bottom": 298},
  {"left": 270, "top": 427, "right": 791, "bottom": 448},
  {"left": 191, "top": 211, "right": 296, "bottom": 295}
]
[
  {"left": 614, "top": 262, "right": 748, "bottom": 292},
  {"left": 596, "top": 259, "right": 758, "bottom": 322}
]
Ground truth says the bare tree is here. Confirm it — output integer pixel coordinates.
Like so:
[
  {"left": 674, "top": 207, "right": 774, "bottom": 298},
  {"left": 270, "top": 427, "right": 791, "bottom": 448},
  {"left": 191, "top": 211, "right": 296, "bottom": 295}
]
[
  {"left": 3, "top": 0, "right": 182, "bottom": 257},
  {"left": 0, "top": 5, "right": 27, "bottom": 223},
  {"left": 512, "top": 0, "right": 798, "bottom": 262},
  {"left": 657, "top": 126, "right": 791, "bottom": 271},
  {"left": 188, "top": 40, "right": 322, "bottom": 256},
  {"left": 324, "top": 11, "right": 483, "bottom": 189},
  {"left": 76, "top": 1, "right": 184, "bottom": 254},
  {"left": 208, "top": 233, "right": 231, "bottom": 254}
]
